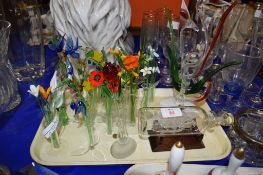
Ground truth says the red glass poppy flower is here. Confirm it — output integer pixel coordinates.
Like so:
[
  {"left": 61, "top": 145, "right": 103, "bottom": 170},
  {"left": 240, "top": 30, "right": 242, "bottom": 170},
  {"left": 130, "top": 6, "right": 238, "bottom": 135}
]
[
  {"left": 102, "top": 63, "right": 119, "bottom": 82},
  {"left": 107, "top": 79, "right": 119, "bottom": 93},
  {"left": 89, "top": 70, "right": 104, "bottom": 87}
]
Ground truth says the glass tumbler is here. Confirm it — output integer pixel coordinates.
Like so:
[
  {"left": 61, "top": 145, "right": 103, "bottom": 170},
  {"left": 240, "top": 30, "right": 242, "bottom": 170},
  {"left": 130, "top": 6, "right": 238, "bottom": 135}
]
[
  {"left": 0, "top": 20, "right": 21, "bottom": 113},
  {"left": 3, "top": 0, "right": 45, "bottom": 81}
]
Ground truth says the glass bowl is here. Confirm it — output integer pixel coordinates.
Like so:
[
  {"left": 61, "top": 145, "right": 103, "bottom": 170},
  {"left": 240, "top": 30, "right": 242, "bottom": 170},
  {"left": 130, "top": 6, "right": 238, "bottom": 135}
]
[{"left": 228, "top": 109, "right": 263, "bottom": 166}]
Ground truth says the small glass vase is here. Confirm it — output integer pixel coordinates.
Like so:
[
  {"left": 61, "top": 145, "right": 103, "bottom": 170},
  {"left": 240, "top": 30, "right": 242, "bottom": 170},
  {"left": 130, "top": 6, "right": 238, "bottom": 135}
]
[
  {"left": 126, "top": 82, "right": 138, "bottom": 126},
  {"left": 105, "top": 95, "right": 113, "bottom": 135},
  {"left": 141, "top": 82, "right": 156, "bottom": 108},
  {"left": 43, "top": 106, "right": 60, "bottom": 149}
]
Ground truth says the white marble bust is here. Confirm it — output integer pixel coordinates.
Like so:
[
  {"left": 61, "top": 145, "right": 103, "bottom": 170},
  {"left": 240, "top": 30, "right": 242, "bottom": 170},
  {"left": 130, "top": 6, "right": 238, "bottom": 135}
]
[{"left": 50, "top": 0, "right": 132, "bottom": 53}]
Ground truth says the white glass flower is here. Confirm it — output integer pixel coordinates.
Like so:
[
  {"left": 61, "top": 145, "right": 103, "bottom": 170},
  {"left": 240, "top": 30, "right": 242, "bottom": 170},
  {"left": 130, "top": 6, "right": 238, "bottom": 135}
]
[
  {"left": 140, "top": 67, "right": 153, "bottom": 76},
  {"left": 28, "top": 85, "right": 40, "bottom": 97},
  {"left": 50, "top": 71, "right": 58, "bottom": 93},
  {"left": 152, "top": 66, "right": 160, "bottom": 74}
]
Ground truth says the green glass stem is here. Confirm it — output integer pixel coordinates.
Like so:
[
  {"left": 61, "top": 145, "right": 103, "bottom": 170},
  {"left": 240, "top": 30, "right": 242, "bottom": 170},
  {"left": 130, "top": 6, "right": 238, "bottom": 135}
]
[
  {"left": 50, "top": 131, "right": 60, "bottom": 149},
  {"left": 44, "top": 109, "right": 60, "bottom": 149},
  {"left": 86, "top": 119, "right": 94, "bottom": 148},
  {"left": 141, "top": 83, "right": 155, "bottom": 108},
  {"left": 149, "top": 85, "right": 155, "bottom": 102},
  {"left": 106, "top": 96, "right": 113, "bottom": 134},
  {"left": 142, "top": 87, "right": 149, "bottom": 108},
  {"left": 129, "top": 83, "right": 138, "bottom": 125}
]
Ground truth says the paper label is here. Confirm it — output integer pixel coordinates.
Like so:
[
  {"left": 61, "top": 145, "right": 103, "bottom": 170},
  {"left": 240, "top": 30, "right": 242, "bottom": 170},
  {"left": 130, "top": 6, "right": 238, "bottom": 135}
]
[
  {"left": 160, "top": 98, "right": 182, "bottom": 118},
  {"left": 255, "top": 10, "right": 262, "bottom": 18},
  {"left": 160, "top": 107, "right": 183, "bottom": 118},
  {"left": 42, "top": 116, "right": 59, "bottom": 138}
]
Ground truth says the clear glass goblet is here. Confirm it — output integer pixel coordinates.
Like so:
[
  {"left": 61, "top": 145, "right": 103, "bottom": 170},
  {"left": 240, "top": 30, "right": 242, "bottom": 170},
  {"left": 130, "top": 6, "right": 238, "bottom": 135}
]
[
  {"left": 221, "top": 43, "right": 263, "bottom": 113},
  {"left": 241, "top": 83, "right": 263, "bottom": 109}
]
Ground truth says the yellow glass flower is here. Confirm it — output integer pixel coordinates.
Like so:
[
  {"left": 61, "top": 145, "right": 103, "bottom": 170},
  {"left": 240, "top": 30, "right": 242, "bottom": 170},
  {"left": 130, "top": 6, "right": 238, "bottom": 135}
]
[
  {"left": 93, "top": 50, "right": 103, "bottom": 63},
  {"left": 82, "top": 81, "right": 94, "bottom": 91},
  {"left": 109, "top": 48, "right": 121, "bottom": 54},
  {"left": 117, "top": 71, "right": 122, "bottom": 77},
  {"left": 132, "top": 71, "right": 139, "bottom": 77}
]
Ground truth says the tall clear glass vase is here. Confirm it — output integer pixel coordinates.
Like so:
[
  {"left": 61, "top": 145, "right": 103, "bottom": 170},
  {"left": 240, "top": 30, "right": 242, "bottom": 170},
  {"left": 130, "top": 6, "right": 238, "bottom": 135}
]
[{"left": 110, "top": 92, "right": 137, "bottom": 159}]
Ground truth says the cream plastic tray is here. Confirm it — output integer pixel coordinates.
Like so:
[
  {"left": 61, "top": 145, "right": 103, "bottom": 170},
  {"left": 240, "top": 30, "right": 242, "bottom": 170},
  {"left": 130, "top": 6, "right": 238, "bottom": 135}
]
[
  {"left": 124, "top": 163, "right": 263, "bottom": 175},
  {"left": 30, "top": 88, "right": 231, "bottom": 166}
]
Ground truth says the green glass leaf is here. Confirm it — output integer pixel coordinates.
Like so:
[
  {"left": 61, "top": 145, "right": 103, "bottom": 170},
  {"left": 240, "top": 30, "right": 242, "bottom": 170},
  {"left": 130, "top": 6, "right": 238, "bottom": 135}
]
[
  {"left": 165, "top": 45, "right": 181, "bottom": 91},
  {"left": 85, "top": 50, "right": 94, "bottom": 59},
  {"left": 59, "top": 106, "right": 69, "bottom": 126},
  {"left": 101, "top": 84, "right": 112, "bottom": 97},
  {"left": 186, "top": 61, "right": 241, "bottom": 94}
]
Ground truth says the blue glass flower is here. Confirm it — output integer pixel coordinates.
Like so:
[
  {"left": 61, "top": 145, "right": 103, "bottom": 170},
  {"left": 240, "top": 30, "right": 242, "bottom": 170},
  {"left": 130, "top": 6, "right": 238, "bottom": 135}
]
[
  {"left": 70, "top": 101, "right": 87, "bottom": 115},
  {"left": 66, "top": 60, "right": 74, "bottom": 80},
  {"left": 65, "top": 37, "right": 81, "bottom": 58},
  {"left": 48, "top": 35, "right": 65, "bottom": 53}
]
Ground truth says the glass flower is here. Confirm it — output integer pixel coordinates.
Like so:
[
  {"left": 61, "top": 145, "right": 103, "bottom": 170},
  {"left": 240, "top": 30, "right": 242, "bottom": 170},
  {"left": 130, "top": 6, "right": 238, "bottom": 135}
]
[
  {"left": 65, "top": 37, "right": 81, "bottom": 58},
  {"left": 140, "top": 67, "right": 153, "bottom": 76},
  {"left": 122, "top": 55, "right": 139, "bottom": 71},
  {"left": 82, "top": 81, "right": 94, "bottom": 91},
  {"left": 102, "top": 63, "right": 119, "bottom": 82},
  {"left": 89, "top": 70, "right": 104, "bottom": 87},
  {"left": 48, "top": 35, "right": 65, "bottom": 53},
  {"left": 93, "top": 50, "right": 103, "bottom": 63},
  {"left": 50, "top": 71, "right": 58, "bottom": 93},
  {"left": 28, "top": 85, "right": 40, "bottom": 97},
  {"left": 39, "top": 86, "right": 51, "bottom": 100},
  {"left": 107, "top": 79, "right": 119, "bottom": 93}
]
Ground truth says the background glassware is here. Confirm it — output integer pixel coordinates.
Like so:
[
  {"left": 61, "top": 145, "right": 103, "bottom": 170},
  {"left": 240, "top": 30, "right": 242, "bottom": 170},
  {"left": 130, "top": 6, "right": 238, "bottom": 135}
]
[
  {"left": 157, "top": 8, "right": 180, "bottom": 86},
  {"left": 237, "top": 2, "right": 263, "bottom": 47},
  {"left": 0, "top": 20, "right": 21, "bottom": 114},
  {"left": 140, "top": 10, "right": 159, "bottom": 53},
  {"left": 228, "top": 109, "right": 263, "bottom": 166},
  {"left": 3, "top": 0, "right": 45, "bottom": 81},
  {"left": 178, "top": 15, "right": 208, "bottom": 103},
  {"left": 241, "top": 83, "right": 263, "bottom": 110},
  {"left": 221, "top": 43, "right": 263, "bottom": 113},
  {"left": 207, "top": 44, "right": 226, "bottom": 105}
]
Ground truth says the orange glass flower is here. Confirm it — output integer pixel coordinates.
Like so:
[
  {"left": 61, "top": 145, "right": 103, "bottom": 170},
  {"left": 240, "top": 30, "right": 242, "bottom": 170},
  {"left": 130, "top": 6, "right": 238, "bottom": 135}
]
[
  {"left": 122, "top": 55, "right": 139, "bottom": 71},
  {"left": 89, "top": 70, "right": 104, "bottom": 87},
  {"left": 39, "top": 86, "right": 51, "bottom": 100}
]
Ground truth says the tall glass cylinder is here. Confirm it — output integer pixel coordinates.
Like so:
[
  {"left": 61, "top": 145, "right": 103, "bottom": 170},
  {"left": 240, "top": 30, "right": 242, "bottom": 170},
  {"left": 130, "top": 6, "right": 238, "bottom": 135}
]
[
  {"left": 0, "top": 20, "right": 21, "bottom": 113},
  {"left": 3, "top": 0, "right": 45, "bottom": 81}
]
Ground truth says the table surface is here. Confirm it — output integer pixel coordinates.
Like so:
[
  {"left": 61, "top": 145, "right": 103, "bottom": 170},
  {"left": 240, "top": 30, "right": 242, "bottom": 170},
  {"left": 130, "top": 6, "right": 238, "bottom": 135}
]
[{"left": 0, "top": 39, "right": 262, "bottom": 175}]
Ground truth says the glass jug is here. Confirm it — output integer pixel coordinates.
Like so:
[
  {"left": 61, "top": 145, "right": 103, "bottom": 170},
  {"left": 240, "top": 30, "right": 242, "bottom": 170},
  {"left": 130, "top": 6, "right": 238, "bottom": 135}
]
[{"left": 0, "top": 20, "right": 21, "bottom": 113}]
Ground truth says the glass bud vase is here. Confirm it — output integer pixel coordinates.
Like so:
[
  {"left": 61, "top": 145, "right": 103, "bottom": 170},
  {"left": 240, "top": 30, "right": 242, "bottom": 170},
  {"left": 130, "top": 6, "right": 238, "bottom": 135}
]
[
  {"left": 141, "top": 82, "right": 156, "bottom": 108},
  {"left": 43, "top": 105, "right": 60, "bottom": 149},
  {"left": 126, "top": 82, "right": 138, "bottom": 126},
  {"left": 105, "top": 95, "right": 113, "bottom": 135}
]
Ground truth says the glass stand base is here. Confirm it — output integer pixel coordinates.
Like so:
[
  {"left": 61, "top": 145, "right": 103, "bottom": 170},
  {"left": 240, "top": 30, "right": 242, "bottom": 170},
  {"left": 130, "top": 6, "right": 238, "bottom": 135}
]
[
  {"left": 4, "top": 94, "right": 21, "bottom": 112},
  {"left": 110, "top": 137, "right": 137, "bottom": 159}
]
